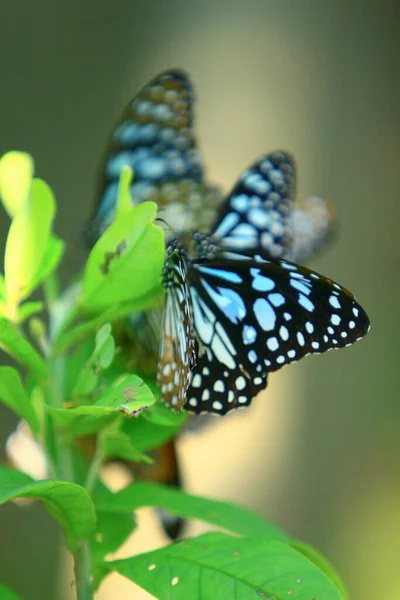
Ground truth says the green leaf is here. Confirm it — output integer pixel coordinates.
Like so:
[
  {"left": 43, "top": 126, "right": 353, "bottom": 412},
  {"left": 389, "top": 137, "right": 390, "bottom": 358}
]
[
  {"left": 48, "top": 374, "right": 156, "bottom": 437},
  {"left": 17, "top": 301, "right": 44, "bottom": 322},
  {"left": 0, "top": 319, "right": 47, "bottom": 382},
  {"left": 101, "top": 425, "right": 153, "bottom": 463},
  {"left": 82, "top": 201, "right": 164, "bottom": 313},
  {"left": 121, "top": 412, "right": 184, "bottom": 454},
  {"left": 91, "top": 510, "right": 136, "bottom": 590},
  {"left": 95, "top": 374, "right": 156, "bottom": 415},
  {"left": 0, "top": 583, "right": 23, "bottom": 600},
  {"left": 0, "top": 474, "right": 96, "bottom": 552},
  {"left": 97, "top": 482, "right": 287, "bottom": 540},
  {"left": 0, "top": 366, "right": 40, "bottom": 434},
  {"left": 290, "top": 540, "right": 348, "bottom": 599},
  {"left": 115, "top": 165, "right": 134, "bottom": 218},
  {"left": 142, "top": 399, "right": 188, "bottom": 427},
  {"left": 0, "top": 274, "right": 5, "bottom": 301},
  {"left": 0, "top": 150, "right": 34, "bottom": 218},
  {"left": 4, "top": 178, "right": 55, "bottom": 313},
  {"left": 47, "top": 406, "right": 116, "bottom": 437},
  {"left": 0, "top": 464, "right": 34, "bottom": 487},
  {"left": 21, "top": 235, "right": 64, "bottom": 301},
  {"left": 55, "top": 288, "right": 163, "bottom": 353},
  {"left": 72, "top": 323, "right": 115, "bottom": 397},
  {"left": 108, "top": 533, "right": 345, "bottom": 600}
]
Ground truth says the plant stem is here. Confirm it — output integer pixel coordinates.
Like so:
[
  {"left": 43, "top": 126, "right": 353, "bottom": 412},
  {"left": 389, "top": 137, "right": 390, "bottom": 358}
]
[
  {"left": 73, "top": 542, "right": 93, "bottom": 600},
  {"left": 48, "top": 354, "right": 74, "bottom": 482},
  {"left": 46, "top": 273, "right": 96, "bottom": 599},
  {"left": 43, "top": 272, "right": 60, "bottom": 306},
  {"left": 85, "top": 435, "right": 104, "bottom": 496}
]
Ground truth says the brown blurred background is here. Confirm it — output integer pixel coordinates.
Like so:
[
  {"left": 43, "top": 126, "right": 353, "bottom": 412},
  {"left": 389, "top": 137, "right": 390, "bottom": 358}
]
[{"left": 0, "top": 1, "right": 399, "bottom": 599}]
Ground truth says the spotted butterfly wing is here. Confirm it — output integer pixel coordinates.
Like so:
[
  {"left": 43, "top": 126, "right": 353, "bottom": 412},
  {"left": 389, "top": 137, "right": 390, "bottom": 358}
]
[
  {"left": 157, "top": 248, "right": 196, "bottom": 410},
  {"left": 85, "top": 69, "right": 221, "bottom": 247},
  {"left": 182, "top": 255, "right": 369, "bottom": 414},
  {"left": 212, "top": 150, "right": 335, "bottom": 265},
  {"left": 212, "top": 151, "right": 295, "bottom": 258}
]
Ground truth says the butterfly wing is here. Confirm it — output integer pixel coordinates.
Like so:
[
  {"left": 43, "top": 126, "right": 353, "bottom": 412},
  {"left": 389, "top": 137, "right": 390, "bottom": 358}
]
[
  {"left": 185, "top": 349, "right": 268, "bottom": 414},
  {"left": 86, "top": 69, "right": 221, "bottom": 246},
  {"left": 211, "top": 151, "right": 295, "bottom": 258},
  {"left": 211, "top": 150, "right": 337, "bottom": 266},
  {"left": 157, "top": 251, "right": 196, "bottom": 411},
  {"left": 184, "top": 256, "right": 370, "bottom": 414}
]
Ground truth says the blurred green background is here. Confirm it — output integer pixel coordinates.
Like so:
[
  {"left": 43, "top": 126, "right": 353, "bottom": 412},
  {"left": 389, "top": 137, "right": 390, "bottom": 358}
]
[{"left": 0, "top": 1, "right": 398, "bottom": 599}]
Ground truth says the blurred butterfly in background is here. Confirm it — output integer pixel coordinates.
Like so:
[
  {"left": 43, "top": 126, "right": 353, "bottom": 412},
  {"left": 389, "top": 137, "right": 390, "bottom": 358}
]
[{"left": 85, "top": 69, "right": 369, "bottom": 535}]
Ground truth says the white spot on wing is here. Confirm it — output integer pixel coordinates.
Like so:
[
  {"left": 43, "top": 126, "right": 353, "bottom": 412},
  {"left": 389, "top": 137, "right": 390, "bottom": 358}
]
[
  {"left": 329, "top": 295, "right": 341, "bottom": 309},
  {"left": 267, "top": 337, "right": 279, "bottom": 352},
  {"left": 298, "top": 294, "right": 315, "bottom": 312},
  {"left": 297, "top": 332, "right": 305, "bottom": 346},
  {"left": 269, "top": 293, "right": 285, "bottom": 307},
  {"left": 243, "top": 325, "right": 257, "bottom": 345},
  {"left": 254, "top": 298, "right": 276, "bottom": 331}
]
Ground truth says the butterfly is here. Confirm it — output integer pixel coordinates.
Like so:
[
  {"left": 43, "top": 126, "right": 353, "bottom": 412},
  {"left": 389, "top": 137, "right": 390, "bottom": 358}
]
[{"left": 157, "top": 151, "right": 370, "bottom": 415}]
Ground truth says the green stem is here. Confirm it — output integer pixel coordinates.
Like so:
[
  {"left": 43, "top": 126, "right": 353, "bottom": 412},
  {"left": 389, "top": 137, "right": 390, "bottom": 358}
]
[
  {"left": 47, "top": 355, "right": 74, "bottom": 482},
  {"left": 45, "top": 272, "right": 96, "bottom": 599},
  {"left": 85, "top": 435, "right": 104, "bottom": 496},
  {"left": 43, "top": 272, "right": 60, "bottom": 307},
  {"left": 73, "top": 542, "right": 93, "bottom": 600},
  {"left": 47, "top": 351, "right": 94, "bottom": 599}
]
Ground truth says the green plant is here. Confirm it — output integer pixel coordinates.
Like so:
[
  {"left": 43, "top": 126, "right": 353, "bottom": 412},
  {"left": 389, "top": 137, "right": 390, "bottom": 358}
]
[{"left": 0, "top": 151, "right": 348, "bottom": 599}]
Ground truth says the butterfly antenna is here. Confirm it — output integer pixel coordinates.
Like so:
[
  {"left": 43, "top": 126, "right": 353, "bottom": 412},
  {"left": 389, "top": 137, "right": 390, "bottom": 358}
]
[{"left": 155, "top": 216, "right": 178, "bottom": 239}]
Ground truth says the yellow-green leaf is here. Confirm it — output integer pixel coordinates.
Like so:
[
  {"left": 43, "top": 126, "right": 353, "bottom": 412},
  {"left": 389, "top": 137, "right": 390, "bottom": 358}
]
[
  {"left": 0, "top": 319, "right": 47, "bottom": 382},
  {"left": 4, "top": 178, "right": 56, "bottom": 313},
  {"left": 82, "top": 201, "right": 164, "bottom": 313},
  {"left": 0, "top": 151, "right": 34, "bottom": 218},
  {"left": 0, "top": 366, "right": 40, "bottom": 434},
  {"left": 115, "top": 165, "right": 134, "bottom": 218}
]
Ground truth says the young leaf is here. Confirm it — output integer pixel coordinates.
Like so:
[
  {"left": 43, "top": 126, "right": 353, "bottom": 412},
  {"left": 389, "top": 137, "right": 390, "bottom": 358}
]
[
  {"left": 21, "top": 235, "right": 64, "bottom": 301},
  {"left": 17, "top": 302, "right": 44, "bottom": 322},
  {"left": 108, "top": 532, "right": 346, "bottom": 600},
  {"left": 82, "top": 201, "right": 164, "bottom": 313},
  {"left": 0, "top": 150, "right": 34, "bottom": 218},
  {"left": 4, "top": 178, "right": 55, "bottom": 314},
  {"left": 72, "top": 323, "right": 115, "bottom": 397},
  {"left": 94, "top": 373, "right": 155, "bottom": 415},
  {"left": 97, "top": 482, "right": 287, "bottom": 540},
  {"left": 55, "top": 288, "right": 163, "bottom": 353},
  {"left": 0, "top": 583, "right": 23, "bottom": 600},
  {"left": 0, "top": 319, "right": 47, "bottom": 382},
  {"left": 101, "top": 426, "right": 153, "bottom": 464},
  {"left": 115, "top": 165, "right": 134, "bottom": 219},
  {"left": 48, "top": 374, "right": 156, "bottom": 437},
  {"left": 0, "top": 366, "right": 40, "bottom": 434},
  {"left": 0, "top": 475, "right": 96, "bottom": 552},
  {"left": 0, "top": 274, "right": 5, "bottom": 300},
  {"left": 47, "top": 406, "right": 117, "bottom": 438}
]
